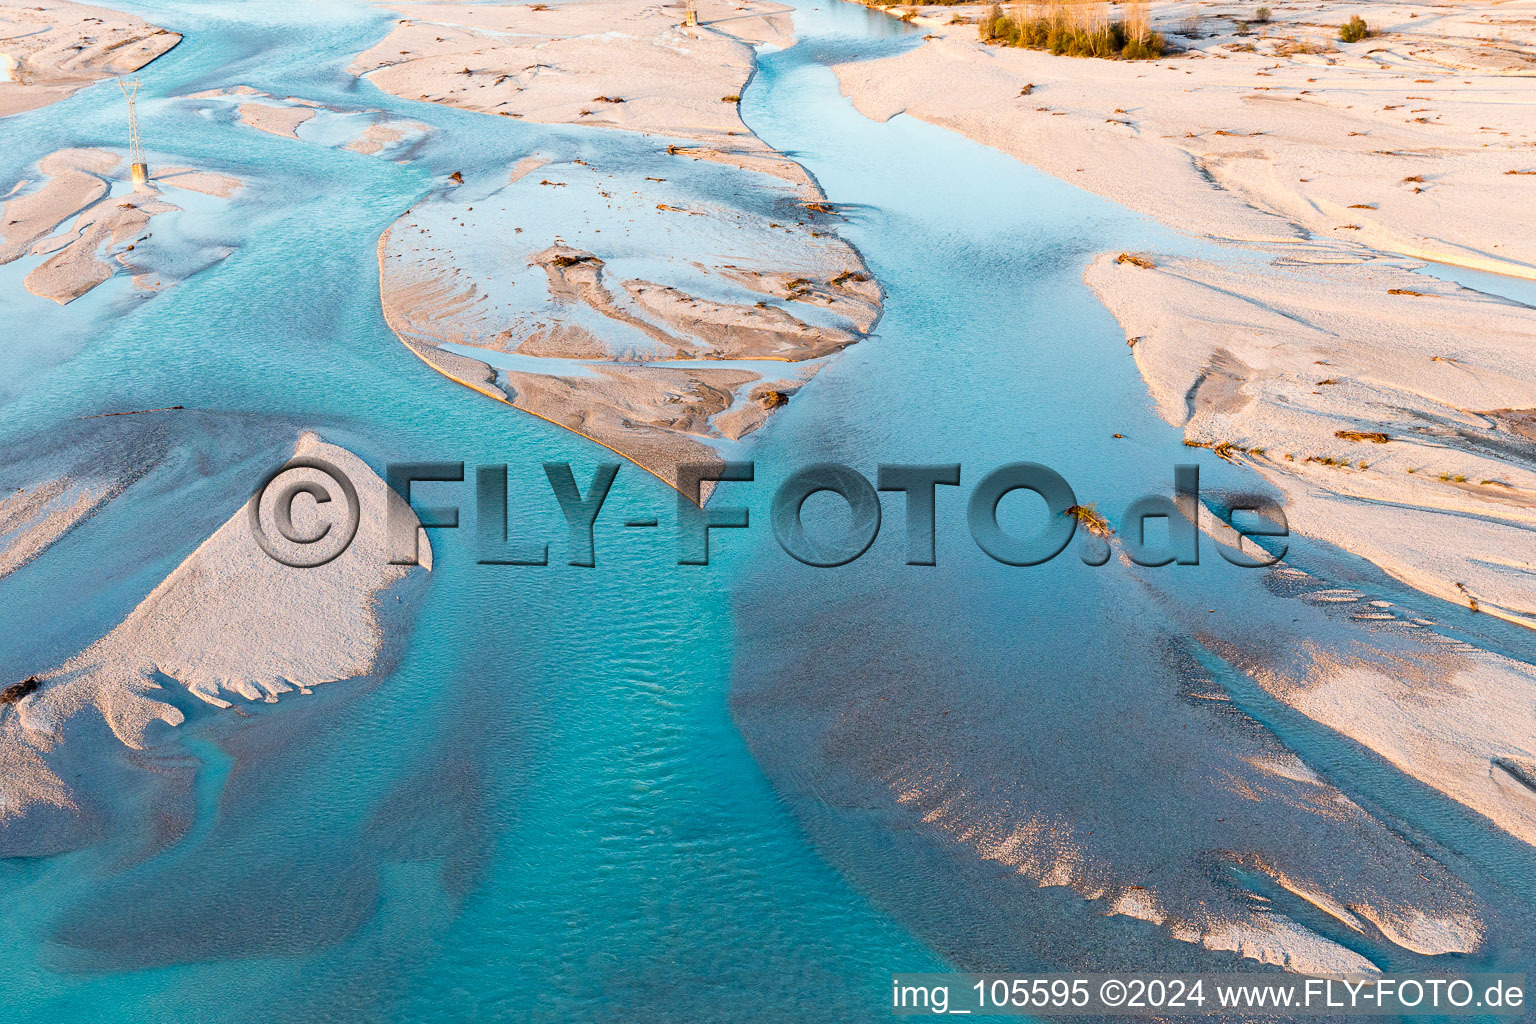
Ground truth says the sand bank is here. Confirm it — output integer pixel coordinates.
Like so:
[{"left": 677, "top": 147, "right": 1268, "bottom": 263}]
[
  {"left": 732, "top": 555, "right": 1487, "bottom": 977},
  {"left": 379, "top": 182, "right": 875, "bottom": 494},
  {"left": 0, "top": 434, "right": 431, "bottom": 857},
  {"left": 1106, "top": 514, "right": 1536, "bottom": 894},
  {"left": 1085, "top": 246, "right": 1536, "bottom": 628},
  {"left": 0, "top": 475, "right": 117, "bottom": 578},
  {"left": 826, "top": 0, "right": 1536, "bottom": 850},
  {"left": 185, "top": 85, "right": 431, "bottom": 157},
  {"left": 0, "top": 147, "right": 242, "bottom": 303},
  {"left": 0, "top": 0, "right": 179, "bottom": 118},
  {"left": 1205, "top": 576, "right": 1536, "bottom": 853},
  {"left": 835, "top": 0, "right": 1536, "bottom": 273},
  {"left": 0, "top": 407, "right": 189, "bottom": 587},
  {"left": 350, "top": 0, "right": 812, "bottom": 186},
  {"left": 362, "top": 0, "right": 880, "bottom": 495},
  {"left": 1072, "top": 243, "right": 1536, "bottom": 917}
]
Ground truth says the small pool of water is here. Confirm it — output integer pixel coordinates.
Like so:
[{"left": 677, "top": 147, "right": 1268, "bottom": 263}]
[{"left": 1414, "top": 259, "right": 1536, "bottom": 307}]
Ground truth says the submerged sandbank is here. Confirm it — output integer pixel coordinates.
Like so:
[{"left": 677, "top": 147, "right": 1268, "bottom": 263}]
[
  {"left": 0, "top": 435, "right": 431, "bottom": 857},
  {"left": 185, "top": 85, "right": 432, "bottom": 157},
  {"left": 716, "top": 0, "right": 1535, "bottom": 984},
  {"left": 732, "top": 545, "right": 1488, "bottom": 977},
  {"left": 0, "top": 147, "right": 242, "bottom": 303},
  {"left": 818, "top": 0, "right": 1536, "bottom": 848}
]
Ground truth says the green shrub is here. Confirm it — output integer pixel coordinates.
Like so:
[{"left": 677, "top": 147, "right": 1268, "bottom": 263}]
[
  {"left": 979, "top": 3, "right": 1006, "bottom": 39},
  {"left": 1254, "top": 6, "right": 1271, "bottom": 22},
  {"left": 1338, "top": 14, "right": 1368, "bottom": 42}
]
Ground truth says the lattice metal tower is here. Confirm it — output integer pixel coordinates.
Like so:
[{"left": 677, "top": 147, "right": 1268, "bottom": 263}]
[
  {"left": 684, "top": 0, "right": 698, "bottom": 26},
  {"left": 119, "top": 77, "right": 149, "bottom": 187}
]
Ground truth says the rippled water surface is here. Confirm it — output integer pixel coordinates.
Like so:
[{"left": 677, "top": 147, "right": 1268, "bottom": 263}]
[{"left": 1, "top": 2, "right": 944, "bottom": 1020}]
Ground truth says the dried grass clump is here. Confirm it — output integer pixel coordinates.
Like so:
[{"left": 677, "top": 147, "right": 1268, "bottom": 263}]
[
  {"left": 0, "top": 677, "right": 39, "bottom": 706},
  {"left": 1116, "top": 252, "right": 1156, "bottom": 268},
  {"left": 1066, "top": 503, "right": 1113, "bottom": 537},
  {"left": 980, "top": 0, "right": 1165, "bottom": 59},
  {"left": 1274, "top": 36, "right": 1334, "bottom": 56},
  {"left": 1184, "top": 439, "right": 1263, "bottom": 463}
]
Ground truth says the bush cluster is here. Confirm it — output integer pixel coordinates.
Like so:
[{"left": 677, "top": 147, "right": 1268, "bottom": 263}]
[
  {"left": 1338, "top": 14, "right": 1368, "bottom": 42},
  {"left": 980, "top": 3, "right": 1165, "bottom": 58}
]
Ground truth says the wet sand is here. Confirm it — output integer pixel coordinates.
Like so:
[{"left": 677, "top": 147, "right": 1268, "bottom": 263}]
[
  {"left": 0, "top": 0, "right": 180, "bottom": 117},
  {"left": 186, "top": 85, "right": 432, "bottom": 155},
  {"left": 0, "top": 435, "right": 431, "bottom": 856},
  {"left": 0, "top": 147, "right": 242, "bottom": 302},
  {"left": 361, "top": 0, "right": 883, "bottom": 495}
]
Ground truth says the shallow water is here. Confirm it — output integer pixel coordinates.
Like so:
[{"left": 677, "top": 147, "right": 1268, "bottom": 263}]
[
  {"left": 730, "top": 0, "right": 1536, "bottom": 994},
  {"left": 1, "top": 2, "right": 940, "bottom": 1020},
  {"left": 2, "top": 0, "right": 1534, "bottom": 1020},
  {"left": 1414, "top": 259, "right": 1536, "bottom": 308}
]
